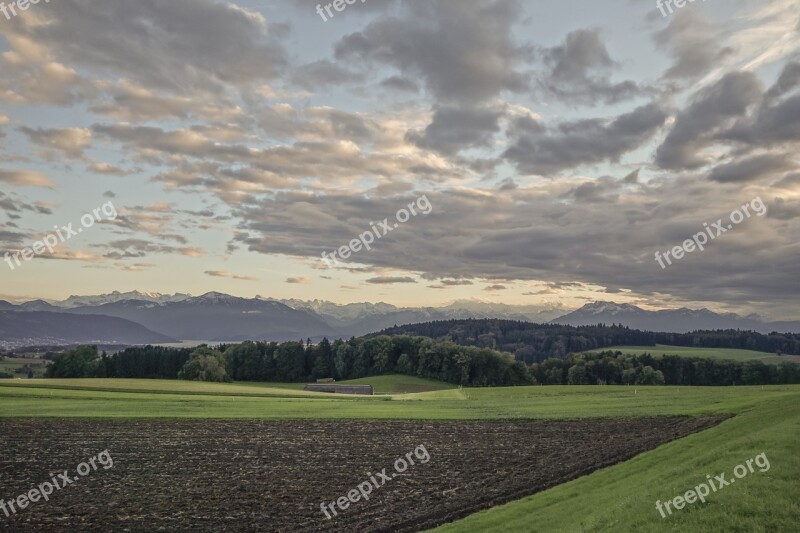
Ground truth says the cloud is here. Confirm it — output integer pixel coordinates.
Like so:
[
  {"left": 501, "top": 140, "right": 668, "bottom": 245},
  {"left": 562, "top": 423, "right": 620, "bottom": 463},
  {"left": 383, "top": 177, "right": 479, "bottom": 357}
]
[
  {"left": 5, "top": 0, "right": 289, "bottom": 94},
  {"left": 291, "top": 60, "right": 364, "bottom": 91},
  {"left": 286, "top": 276, "right": 310, "bottom": 284},
  {"left": 504, "top": 102, "right": 667, "bottom": 174},
  {"left": 484, "top": 284, "right": 508, "bottom": 291},
  {"left": 103, "top": 239, "right": 204, "bottom": 259},
  {"left": 0, "top": 169, "right": 55, "bottom": 188},
  {"left": 707, "top": 153, "right": 795, "bottom": 183},
  {"left": 204, "top": 270, "right": 257, "bottom": 281},
  {"left": 440, "top": 279, "right": 474, "bottom": 286},
  {"left": 407, "top": 105, "right": 505, "bottom": 155},
  {"left": 88, "top": 163, "right": 130, "bottom": 176},
  {"left": 654, "top": 10, "right": 733, "bottom": 81},
  {"left": 537, "top": 28, "right": 644, "bottom": 104},
  {"left": 655, "top": 72, "right": 763, "bottom": 170},
  {"left": 335, "top": 0, "right": 531, "bottom": 104},
  {"left": 19, "top": 127, "right": 92, "bottom": 159},
  {"left": 365, "top": 276, "right": 417, "bottom": 284}
]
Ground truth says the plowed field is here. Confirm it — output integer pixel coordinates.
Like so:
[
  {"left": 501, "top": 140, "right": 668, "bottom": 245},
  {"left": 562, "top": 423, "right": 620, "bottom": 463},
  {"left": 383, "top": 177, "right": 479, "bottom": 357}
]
[{"left": 0, "top": 417, "right": 726, "bottom": 532}]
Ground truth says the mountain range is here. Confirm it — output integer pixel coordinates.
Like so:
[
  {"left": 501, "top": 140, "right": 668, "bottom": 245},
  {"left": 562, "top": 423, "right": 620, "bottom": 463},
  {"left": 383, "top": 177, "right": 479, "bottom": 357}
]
[
  {"left": 0, "top": 292, "right": 798, "bottom": 349},
  {"left": 552, "top": 301, "right": 800, "bottom": 334}
]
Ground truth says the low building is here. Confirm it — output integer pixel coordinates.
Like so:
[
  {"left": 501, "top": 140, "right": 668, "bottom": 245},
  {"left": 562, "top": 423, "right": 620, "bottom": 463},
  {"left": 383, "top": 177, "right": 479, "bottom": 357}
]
[{"left": 303, "top": 384, "right": 374, "bottom": 395}]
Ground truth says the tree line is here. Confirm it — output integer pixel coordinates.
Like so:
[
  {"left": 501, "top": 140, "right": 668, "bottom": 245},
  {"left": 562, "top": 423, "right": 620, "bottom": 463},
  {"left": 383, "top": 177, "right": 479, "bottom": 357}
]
[
  {"left": 377, "top": 320, "right": 800, "bottom": 363},
  {"left": 532, "top": 351, "right": 800, "bottom": 386},
  {"left": 46, "top": 336, "right": 530, "bottom": 386},
  {"left": 45, "top": 336, "right": 800, "bottom": 386}
]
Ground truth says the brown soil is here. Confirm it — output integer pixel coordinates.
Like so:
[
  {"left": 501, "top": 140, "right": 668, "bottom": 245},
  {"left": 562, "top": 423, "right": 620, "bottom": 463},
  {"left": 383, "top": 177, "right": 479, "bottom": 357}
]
[{"left": 0, "top": 417, "right": 727, "bottom": 532}]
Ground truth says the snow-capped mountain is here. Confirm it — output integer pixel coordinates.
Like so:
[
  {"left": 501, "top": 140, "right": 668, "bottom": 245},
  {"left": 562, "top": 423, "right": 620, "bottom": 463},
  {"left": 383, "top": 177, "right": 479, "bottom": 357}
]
[
  {"left": 54, "top": 291, "right": 191, "bottom": 308},
  {"left": 552, "top": 301, "right": 800, "bottom": 334},
  {"left": 274, "top": 298, "right": 568, "bottom": 336},
  {"left": 61, "top": 292, "right": 338, "bottom": 341}
]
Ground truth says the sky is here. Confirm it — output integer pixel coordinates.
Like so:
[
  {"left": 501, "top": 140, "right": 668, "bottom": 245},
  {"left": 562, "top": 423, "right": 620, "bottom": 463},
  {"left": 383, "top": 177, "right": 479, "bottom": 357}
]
[{"left": 0, "top": 0, "right": 798, "bottom": 319}]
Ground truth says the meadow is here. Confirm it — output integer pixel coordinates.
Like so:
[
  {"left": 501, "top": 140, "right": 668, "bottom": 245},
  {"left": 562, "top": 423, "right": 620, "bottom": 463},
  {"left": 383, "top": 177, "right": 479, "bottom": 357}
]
[
  {"left": 589, "top": 344, "right": 800, "bottom": 364},
  {"left": 0, "top": 356, "right": 48, "bottom": 377}
]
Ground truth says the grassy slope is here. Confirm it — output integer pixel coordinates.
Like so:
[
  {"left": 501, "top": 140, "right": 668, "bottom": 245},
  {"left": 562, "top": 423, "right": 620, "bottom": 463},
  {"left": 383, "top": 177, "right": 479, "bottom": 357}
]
[
  {"left": 257, "top": 374, "right": 455, "bottom": 394},
  {"left": 589, "top": 344, "right": 800, "bottom": 364},
  {"left": 339, "top": 374, "right": 456, "bottom": 394},
  {"left": 435, "top": 392, "right": 799, "bottom": 532}
]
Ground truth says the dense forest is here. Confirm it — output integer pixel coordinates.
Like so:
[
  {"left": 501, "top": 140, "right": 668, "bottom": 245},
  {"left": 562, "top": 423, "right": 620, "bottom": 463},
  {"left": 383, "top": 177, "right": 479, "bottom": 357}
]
[
  {"left": 46, "top": 335, "right": 800, "bottom": 386},
  {"left": 47, "top": 336, "right": 531, "bottom": 387},
  {"left": 376, "top": 320, "right": 800, "bottom": 363}
]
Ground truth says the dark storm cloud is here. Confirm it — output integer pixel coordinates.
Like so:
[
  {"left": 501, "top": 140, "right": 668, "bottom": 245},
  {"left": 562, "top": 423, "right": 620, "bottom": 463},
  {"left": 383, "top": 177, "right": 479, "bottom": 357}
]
[{"left": 504, "top": 102, "right": 667, "bottom": 175}]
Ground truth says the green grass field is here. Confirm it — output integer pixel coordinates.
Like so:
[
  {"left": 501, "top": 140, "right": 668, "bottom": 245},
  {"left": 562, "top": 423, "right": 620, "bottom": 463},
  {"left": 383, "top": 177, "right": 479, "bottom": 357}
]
[
  {"left": 0, "top": 356, "right": 48, "bottom": 377},
  {"left": 437, "top": 390, "right": 799, "bottom": 533},
  {"left": 340, "top": 374, "right": 456, "bottom": 394},
  {"left": 1, "top": 375, "right": 797, "bottom": 531},
  {"left": 588, "top": 344, "right": 800, "bottom": 364}
]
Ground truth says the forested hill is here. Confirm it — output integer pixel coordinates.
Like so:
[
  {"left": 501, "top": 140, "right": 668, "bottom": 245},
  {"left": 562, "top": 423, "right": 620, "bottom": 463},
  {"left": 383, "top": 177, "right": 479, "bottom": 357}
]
[{"left": 375, "top": 319, "right": 800, "bottom": 363}]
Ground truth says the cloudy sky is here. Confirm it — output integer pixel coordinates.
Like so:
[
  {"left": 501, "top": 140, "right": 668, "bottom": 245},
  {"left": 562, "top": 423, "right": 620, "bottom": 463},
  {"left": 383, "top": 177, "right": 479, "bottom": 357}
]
[{"left": 0, "top": 0, "right": 798, "bottom": 319}]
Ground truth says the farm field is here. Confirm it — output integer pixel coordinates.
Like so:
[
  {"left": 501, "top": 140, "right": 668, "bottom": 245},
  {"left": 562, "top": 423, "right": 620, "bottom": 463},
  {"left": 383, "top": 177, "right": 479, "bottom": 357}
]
[
  {"left": 0, "top": 416, "right": 725, "bottom": 532},
  {"left": 588, "top": 344, "right": 800, "bottom": 364},
  {"left": 1, "top": 379, "right": 798, "bottom": 532},
  {"left": 0, "top": 356, "right": 48, "bottom": 378}
]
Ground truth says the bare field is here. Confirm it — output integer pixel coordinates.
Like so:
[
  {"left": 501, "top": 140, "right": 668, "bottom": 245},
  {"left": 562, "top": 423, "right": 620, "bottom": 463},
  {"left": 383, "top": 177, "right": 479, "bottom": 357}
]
[{"left": 0, "top": 417, "right": 726, "bottom": 532}]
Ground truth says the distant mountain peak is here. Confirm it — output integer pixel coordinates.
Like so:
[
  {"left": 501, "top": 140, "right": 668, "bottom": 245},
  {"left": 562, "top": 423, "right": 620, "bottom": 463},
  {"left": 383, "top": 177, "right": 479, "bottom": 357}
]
[
  {"left": 57, "top": 291, "right": 190, "bottom": 308},
  {"left": 553, "top": 301, "right": 800, "bottom": 334},
  {"left": 576, "top": 301, "right": 643, "bottom": 316},
  {"left": 191, "top": 292, "right": 244, "bottom": 303}
]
